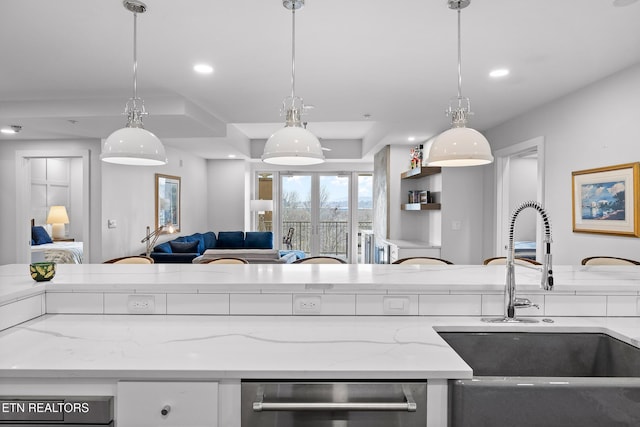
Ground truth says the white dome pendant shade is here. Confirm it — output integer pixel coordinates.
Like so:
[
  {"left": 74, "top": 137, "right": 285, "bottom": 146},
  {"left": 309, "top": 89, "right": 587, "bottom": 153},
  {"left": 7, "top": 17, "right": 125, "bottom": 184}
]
[
  {"left": 263, "top": 105, "right": 324, "bottom": 165},
  {"left": 261, "top": 0, "right": 324, "bottom": 166},
  {"left": 263, "top": 126, "right": 324, "bottom": 165},
  {"left": 101, "top": 0, "right": 167, "bottom": 166},
  {"left": 426, "top": 0, "right": 493, "bottom": 168},
  {"left": 102, "top": 126, "right": 166, "bottom": 166},
  {"left": 428, "top": 127, "right": 493, "bottom": 167}
]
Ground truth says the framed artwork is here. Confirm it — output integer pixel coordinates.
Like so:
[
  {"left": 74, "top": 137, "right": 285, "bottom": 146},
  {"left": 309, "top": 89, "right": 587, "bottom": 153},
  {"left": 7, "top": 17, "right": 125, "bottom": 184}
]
[
  {"left": 155, "top": 174, "right": 181, "bottom": 232},
  {"left": 572, "top": 163, "right": 639, "bottom": 237}
]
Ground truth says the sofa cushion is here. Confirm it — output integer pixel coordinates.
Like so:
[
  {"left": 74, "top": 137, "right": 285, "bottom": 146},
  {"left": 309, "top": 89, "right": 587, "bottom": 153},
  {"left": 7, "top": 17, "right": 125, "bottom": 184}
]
[
  {"left": 32, "top": 226, "right": 53, "bottom": 245},
  {"left": 150, "top": 252, "right": 199, "bottom": 264},
  {"left": 153, "top": 241, "right": 173, "bottom": 253},
  {"left": 169, "top": 240, "right": 200, "bottom": 253},
  {"left": 217, "top": 231, "right": 244, "bottom": 249},
  {"left": 244, "top": 231, "right": 273, "bottom": 249},
  {"left": 202, "top": 231, "right": 217, "bottom": 250}
]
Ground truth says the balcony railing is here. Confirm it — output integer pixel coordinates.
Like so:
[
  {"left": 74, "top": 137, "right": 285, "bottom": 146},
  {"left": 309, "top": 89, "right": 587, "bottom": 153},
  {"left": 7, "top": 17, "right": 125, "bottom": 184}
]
[{"left": 281, "top": 221, "right": 372, "bottom": 258}]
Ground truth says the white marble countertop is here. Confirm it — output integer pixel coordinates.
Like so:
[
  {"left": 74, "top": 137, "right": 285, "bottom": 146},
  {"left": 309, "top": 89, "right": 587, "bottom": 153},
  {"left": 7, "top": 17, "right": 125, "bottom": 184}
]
[
  {"left": 2, "top": 263, "right": 640, "bottom": 305},
  {"left": 1, "top": 315, "right": 640, "bottom": 381}
]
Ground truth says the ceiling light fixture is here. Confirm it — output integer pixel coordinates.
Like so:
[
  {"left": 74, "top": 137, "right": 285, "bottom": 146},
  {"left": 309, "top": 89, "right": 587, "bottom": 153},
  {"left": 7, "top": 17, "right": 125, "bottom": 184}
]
[
  {"left": 1, "top": 125, "right": 22, "bottom": 134},
  {"left": 101, "top": 0, "right": 167, "bottom": 166},
  {"left": 194, "top": 63, "right": 214, "bottom": 74},
  {"left": 262, "top": 0, "right": 324, "bottom": 166},
  {"left": 489, "top": 68, "right": 510, "bottom": 78},
  {"left": 427, "top": 0, "right": 493, "bottom": 167}
]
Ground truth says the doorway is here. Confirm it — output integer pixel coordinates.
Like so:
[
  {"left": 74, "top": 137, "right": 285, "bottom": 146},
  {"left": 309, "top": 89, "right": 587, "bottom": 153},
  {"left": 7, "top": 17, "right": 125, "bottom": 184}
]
[
  {"left": 280, "top": 173, "right": 352, "bottom": 261},
  {"left": 494, "top": 137, "right": 545, "bottom": 262},
  {"left": 15, "top": 150, "right": 90, "bottom": 263}
]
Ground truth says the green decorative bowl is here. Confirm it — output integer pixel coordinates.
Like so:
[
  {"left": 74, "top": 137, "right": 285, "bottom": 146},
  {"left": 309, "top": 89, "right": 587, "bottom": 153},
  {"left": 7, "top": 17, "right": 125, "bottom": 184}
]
[{"left": 29, "top": 262, "right": 56, "bottom": 282}]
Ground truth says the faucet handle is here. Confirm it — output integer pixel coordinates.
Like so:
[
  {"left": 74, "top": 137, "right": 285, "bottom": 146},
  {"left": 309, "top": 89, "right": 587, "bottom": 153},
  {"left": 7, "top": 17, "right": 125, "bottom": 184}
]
[
  {"left": 542, "top": 252, "right": 553, "bottom": 290},
  {"left": 514, "top": 297, "right": 538, "bottom": 309}
]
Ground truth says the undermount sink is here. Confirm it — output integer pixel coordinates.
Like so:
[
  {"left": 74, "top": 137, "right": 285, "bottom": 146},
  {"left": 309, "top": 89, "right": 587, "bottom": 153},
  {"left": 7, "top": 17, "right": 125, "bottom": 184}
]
[{"left": 438, "top": 332, "right": 640, "bottom": 427}]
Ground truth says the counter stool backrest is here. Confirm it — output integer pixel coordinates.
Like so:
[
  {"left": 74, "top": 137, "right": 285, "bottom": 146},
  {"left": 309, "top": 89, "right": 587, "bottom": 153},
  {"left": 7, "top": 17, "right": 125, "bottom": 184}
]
[
  {"left": 104, "top": 256, "right": 154, "bottom": 264},
  {"left": 202, "top": 257, "right": 249, "bottom": 264},
  {"left": 581, "top": 256, "right": 640, "bottom": 266},
  {"left": 293, "top": 256, "right": 346, "bottom": 264},
  {"left": 392, "top": 257, "right": 453, "bottom": 265}
]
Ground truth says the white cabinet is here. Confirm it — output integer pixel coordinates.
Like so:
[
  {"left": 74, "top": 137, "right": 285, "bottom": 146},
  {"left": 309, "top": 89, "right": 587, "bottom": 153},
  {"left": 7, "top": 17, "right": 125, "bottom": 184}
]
[{"left": 117, "top": 381, "right": 218, "bottom": 427}]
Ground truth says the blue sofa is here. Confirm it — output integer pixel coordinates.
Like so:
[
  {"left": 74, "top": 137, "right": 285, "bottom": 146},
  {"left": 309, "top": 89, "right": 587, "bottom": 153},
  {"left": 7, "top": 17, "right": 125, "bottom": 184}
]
[{"left": 150, "top": 231, "right": 274, "bottom": 263}]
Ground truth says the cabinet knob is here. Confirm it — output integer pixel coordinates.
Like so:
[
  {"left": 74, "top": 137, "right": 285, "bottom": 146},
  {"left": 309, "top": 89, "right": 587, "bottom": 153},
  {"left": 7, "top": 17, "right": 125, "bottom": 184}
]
[{"left": 161, "top": 405, "right": 171, "bottom": 416}]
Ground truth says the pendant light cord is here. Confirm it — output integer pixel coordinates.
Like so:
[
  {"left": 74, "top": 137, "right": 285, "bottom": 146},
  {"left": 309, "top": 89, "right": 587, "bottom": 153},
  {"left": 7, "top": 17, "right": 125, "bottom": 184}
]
[
  {"left": 290, "top": 7, "right": 296, "bottom": 100},
  {"left": 132, "top": 11, "right": 138, "bottom": 100},
  {"left": 456, "top": 8, "right": 462, "bottom": 103}
]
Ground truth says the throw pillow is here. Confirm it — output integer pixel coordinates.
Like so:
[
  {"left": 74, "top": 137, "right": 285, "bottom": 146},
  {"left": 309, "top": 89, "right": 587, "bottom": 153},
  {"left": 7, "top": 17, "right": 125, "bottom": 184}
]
[
  {"left": 169, "top": 240, "right": 200, "bottom": 253},
  {"left": 217, "top": 231, "right": 244, "bottom": 249},
  {"left": 153, "top": 242, "right": 172, "bottom": 253},
  {"left": 32, "top": 226, "right": 53, "bottom": 245},
  {"left": 185, "top": 233, "right": 205, "bottom": 254}
]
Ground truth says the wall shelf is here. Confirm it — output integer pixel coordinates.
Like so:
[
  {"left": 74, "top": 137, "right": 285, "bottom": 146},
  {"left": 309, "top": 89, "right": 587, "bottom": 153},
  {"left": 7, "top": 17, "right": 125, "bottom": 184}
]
[
  {"left": 400, "top": 166, "right": 442, "bottom": 180},
  {"left": 401, "top": 203, "right": 441, "bottom": 211}
]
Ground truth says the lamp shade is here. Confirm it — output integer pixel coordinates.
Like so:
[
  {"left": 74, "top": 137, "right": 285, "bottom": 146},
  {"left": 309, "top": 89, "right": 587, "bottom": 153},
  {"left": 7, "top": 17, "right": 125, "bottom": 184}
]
[
  {"left": 262, "top": 126, "right": 325, "bottom": 165},
  {"left": 427, "top": 127, "right": 494, "bottom": 167},
  {"left": 101, "top": 127, "right": 167, "bottom": 166},
  {"left": 250, "top": 199, "right": 274, "bottom": 212},
  {"left": 46, "top": 205, "right": 69, "bottom": 224}
]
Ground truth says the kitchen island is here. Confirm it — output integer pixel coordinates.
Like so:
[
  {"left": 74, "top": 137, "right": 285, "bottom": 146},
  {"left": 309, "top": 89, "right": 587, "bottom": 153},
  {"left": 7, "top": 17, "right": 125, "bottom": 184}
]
[{"left": 1, "top": 263, "right": 640, "bottom": 426}]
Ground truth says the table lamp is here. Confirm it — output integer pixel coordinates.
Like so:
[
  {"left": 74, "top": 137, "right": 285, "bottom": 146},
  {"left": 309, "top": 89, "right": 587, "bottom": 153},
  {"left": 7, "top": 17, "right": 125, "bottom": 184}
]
[
  {"left": 46, "top": 205, "right": 69, "bottom": 239},
  {"left": 250, "top": 200, "right": 273, "bottom": 231}
]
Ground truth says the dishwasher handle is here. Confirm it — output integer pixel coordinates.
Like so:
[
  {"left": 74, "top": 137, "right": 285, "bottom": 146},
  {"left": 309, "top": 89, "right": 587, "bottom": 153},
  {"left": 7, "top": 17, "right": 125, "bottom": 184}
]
[{"left": 252, "top": 386, "right": 417, "bottom": 413}]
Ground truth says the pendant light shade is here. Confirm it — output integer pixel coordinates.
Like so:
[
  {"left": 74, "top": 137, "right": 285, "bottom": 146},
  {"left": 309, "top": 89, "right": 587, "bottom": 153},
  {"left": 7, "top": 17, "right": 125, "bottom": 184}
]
[
  {"left": 427, "top": 0, "right": 493, "bottom": 167},
  {"left": 428, "top": 127, "right": 493, "bottom": 167},
  {"left": 263, "top": 126, "right": 324, "bottom": 165},
  {"left": 261, "top": 0, "right": 324, "bottom": 166},
  {"left": 102, "top": 127, "right": 166, "bottom": 166},
  {"left": 101, "top": 0, "right": 167, "bottom": 166}
]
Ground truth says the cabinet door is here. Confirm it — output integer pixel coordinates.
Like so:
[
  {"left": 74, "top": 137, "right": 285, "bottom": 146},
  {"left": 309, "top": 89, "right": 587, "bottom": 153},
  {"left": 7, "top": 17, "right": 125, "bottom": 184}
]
[{"left": 117, "top": 381, "right": 218, "bottom": 427}]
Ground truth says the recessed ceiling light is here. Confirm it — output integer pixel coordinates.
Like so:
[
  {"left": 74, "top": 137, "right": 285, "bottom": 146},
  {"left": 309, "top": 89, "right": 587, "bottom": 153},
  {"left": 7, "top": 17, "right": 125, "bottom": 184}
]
[
  {"left": 408, "top": 136, "right": 416, "bottom": 142},
  {"left": 227, "top": 154, "right": 236, "bottom": 158},
  {"left": 193, "top": 64, "right": 214, "bottom": 74},
  {"left": 1, "top": 125, "right": 22, "bottom": 134},
  {"left": 489, "top": 68, "right": 510, "bottom": 78},
  {"left": 613, "top": 0, "right": 638, "bottom": 6}
]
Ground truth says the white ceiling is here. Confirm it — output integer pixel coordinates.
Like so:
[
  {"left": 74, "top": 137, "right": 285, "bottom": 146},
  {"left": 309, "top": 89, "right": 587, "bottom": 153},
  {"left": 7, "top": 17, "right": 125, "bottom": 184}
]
[{"left": 1, "top": 0, "right": 639, "bottom": 161}]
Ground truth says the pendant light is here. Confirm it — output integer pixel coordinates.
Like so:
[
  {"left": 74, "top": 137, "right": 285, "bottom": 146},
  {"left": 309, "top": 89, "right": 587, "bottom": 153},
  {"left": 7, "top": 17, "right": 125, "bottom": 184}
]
[
  {"left": 427, "top": 0, "right": 493, "bottom": 167},
  {"left": 101, "top": 0, "right": 167, "bottom": 166},
  {"left": 262, "top": 0, "right": 324, "bottom": 165}
]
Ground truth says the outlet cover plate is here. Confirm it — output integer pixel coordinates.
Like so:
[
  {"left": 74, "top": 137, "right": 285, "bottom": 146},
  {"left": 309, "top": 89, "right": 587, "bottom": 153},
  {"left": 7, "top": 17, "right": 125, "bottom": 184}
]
[
  {"left": 293, "top": 295, "right": 322, "bottom": 314},
  {"left": 127, "top": 295, "right": 155, "bottom": 314}
]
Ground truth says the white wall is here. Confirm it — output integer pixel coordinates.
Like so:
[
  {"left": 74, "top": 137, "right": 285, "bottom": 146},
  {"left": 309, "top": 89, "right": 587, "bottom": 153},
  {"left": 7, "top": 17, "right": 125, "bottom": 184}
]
[
  {"left": 484, "top": 63, "right": 640, "bottom": 264},
  {"left": 206, "top": 160, "right": 247, "bottom": 232},
  {"left": 508, "top": 157, "right": 538, "bottom": 242},
  {"left": 440, "top": 166, "right": 487, "bottom": 264},
  {"left": 101, "top": 146, "right": 208, "bottom": 262}
]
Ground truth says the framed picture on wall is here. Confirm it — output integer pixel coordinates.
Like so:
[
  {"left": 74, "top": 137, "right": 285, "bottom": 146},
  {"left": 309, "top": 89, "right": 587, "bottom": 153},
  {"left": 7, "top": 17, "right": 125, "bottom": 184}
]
[
  {"left": 572, "top": 162, "right": 639, "bottom": 237},
  {"left": 155, "top": 174, "right": 181, "bottom": 232}
]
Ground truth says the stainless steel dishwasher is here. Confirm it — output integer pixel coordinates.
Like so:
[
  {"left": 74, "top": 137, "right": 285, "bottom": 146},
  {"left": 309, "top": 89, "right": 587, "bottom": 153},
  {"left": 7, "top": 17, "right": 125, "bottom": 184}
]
[{"left": 241, "top": 381, "right": 427, "bottom": 427}]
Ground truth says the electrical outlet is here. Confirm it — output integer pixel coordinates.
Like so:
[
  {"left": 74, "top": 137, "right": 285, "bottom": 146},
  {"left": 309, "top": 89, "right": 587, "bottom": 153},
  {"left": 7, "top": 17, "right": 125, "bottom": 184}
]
[
  {"left": 383, "top": 296, "right": 411, "bottom": 315},
  {"left": 293, "top": 295, "right": 321, "bottom": 314},
  {"left": 127, "top": 295, "right": 155, "bottom": 314}
]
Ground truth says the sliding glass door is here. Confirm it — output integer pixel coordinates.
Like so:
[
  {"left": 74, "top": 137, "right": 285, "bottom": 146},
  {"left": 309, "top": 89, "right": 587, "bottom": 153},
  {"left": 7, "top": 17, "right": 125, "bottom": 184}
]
[{"left": 281, "top": 173, "right": 351, "bottom": 261}]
